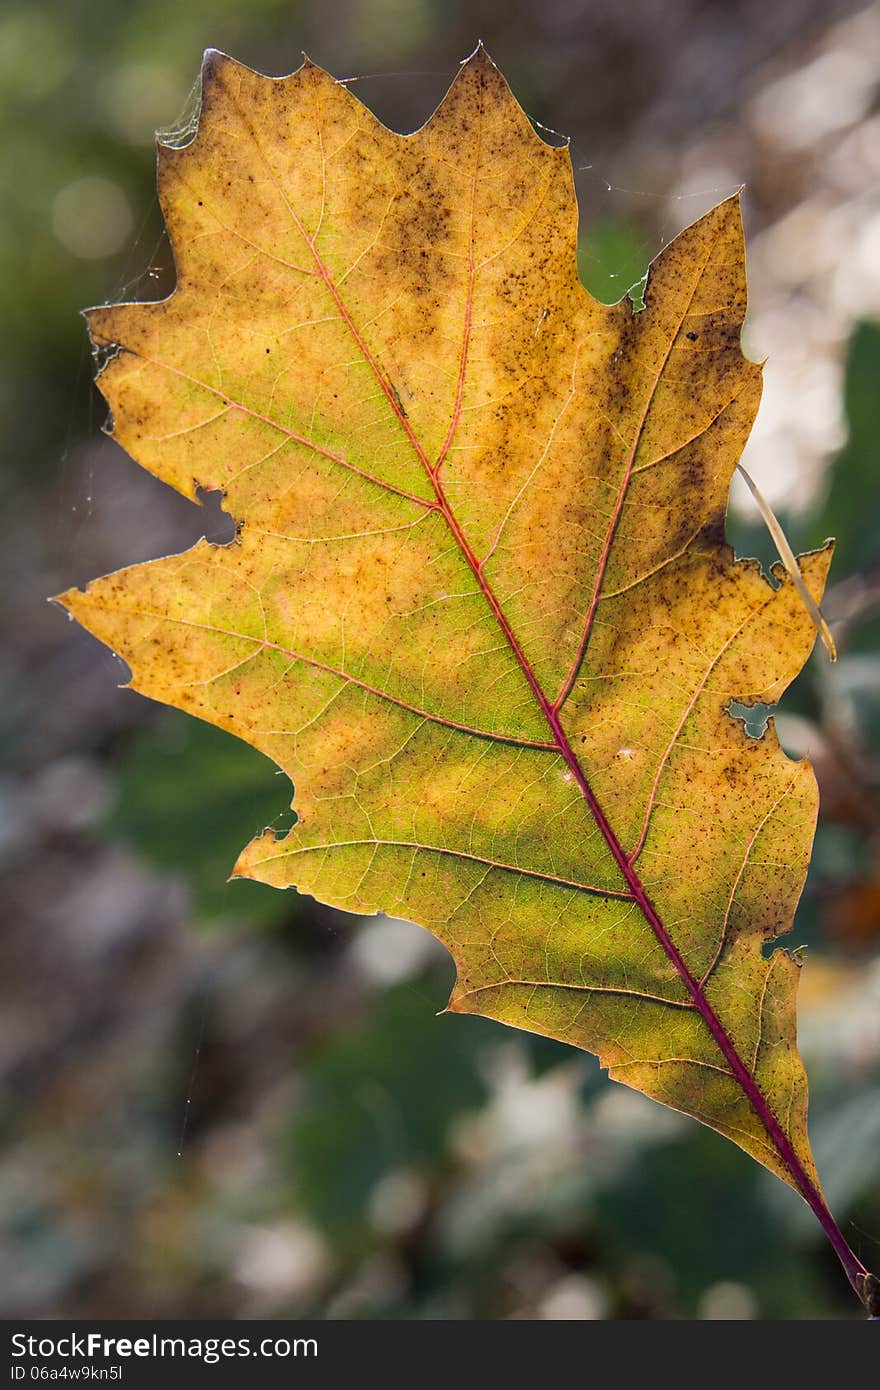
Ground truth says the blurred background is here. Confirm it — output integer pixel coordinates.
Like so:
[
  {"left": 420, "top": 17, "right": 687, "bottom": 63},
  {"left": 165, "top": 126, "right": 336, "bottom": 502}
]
[{"left": 1, "top": 0, "right": 879, "bottom": 1320}]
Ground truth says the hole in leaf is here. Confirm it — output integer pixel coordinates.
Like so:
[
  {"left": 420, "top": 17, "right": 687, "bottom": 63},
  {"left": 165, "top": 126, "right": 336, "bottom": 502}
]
[
  {"left": 727, "top": 699, "right": 776, "bottom": 739},
  {"left": 196, "top": 484, "right": 237, "bottom": 544},
  {"left": 761, "top": 939, "right": 806, "bottom": 963},
  {"left": 577, "top": 220, "right": 649, "bottom": 309},
  {"left": 91, "top": 338, "right": 122, "bottom": 374}
]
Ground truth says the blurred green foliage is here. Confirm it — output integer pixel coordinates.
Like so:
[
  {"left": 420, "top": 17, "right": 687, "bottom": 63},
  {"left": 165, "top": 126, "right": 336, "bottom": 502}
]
[
  {"left": 289, "top": 985, "right": 491, "bottom": 1241},
  {"left": 109, "top": 715, "right": 293, "bottom": 925},
  {"left": 804, "top": 322, "right": 880, "bottom": 582}
]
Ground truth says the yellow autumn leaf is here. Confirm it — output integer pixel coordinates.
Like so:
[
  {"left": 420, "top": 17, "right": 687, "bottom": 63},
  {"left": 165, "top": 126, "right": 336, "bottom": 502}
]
[{"left": 57, "top": 46, "right": 874, "bottom": 1307}]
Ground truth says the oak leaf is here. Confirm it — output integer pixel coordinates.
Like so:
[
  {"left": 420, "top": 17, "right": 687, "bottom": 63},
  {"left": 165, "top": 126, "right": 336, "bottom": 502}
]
[{"left": 58, "top": 47, "right": 873, "bottom": 1301}]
